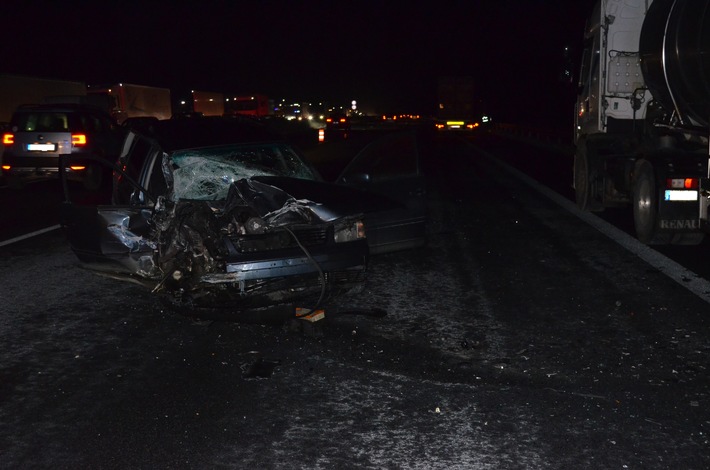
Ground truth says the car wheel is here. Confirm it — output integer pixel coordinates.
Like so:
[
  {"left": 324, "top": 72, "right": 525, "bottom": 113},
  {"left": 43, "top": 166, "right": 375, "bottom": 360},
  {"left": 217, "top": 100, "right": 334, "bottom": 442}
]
[{"left": 633, "top": 161, "right": 669, "bottom": 245}]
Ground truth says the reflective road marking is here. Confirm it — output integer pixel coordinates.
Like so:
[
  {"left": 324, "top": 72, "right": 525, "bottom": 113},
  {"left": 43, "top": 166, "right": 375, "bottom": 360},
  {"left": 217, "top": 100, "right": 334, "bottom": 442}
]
[{"left": 0, "top": 224, "right": 61, "bottom": 248}]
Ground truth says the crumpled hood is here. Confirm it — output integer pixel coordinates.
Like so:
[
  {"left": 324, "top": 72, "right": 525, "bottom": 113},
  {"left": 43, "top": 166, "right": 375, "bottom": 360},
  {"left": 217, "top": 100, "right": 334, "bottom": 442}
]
[
  {"left": 225, "top": 178, "right": 332, "bottom": 226},
  {"left": 247, "top": 175, "right": 402, "bottom": 218}
]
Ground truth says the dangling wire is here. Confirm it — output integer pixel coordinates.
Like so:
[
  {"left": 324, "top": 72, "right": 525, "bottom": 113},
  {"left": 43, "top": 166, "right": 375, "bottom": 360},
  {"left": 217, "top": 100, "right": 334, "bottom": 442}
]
[{"left": 283, "top": 226, "right": 326, "bottom": 308}]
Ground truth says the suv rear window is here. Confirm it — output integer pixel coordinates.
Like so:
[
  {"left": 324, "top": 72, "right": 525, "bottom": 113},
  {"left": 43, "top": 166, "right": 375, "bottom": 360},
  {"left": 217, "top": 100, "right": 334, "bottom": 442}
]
[{"left": 12, "top": 112, "right": 71, "bottom": 132}]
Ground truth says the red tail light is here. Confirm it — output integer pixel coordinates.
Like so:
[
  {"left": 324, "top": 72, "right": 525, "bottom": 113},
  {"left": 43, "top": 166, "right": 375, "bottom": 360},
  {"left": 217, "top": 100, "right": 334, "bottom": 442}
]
[
  {"left": 3, "top": 133, "right": 14, "bottom": 145},
  {"left": 339, "top": 118, "right": 347, "bottom": 123},
  {"left": 666, "top": 178, "right": 698, "bottom": 189},
  {"left": 71, "top": 134, "right": 87, "bottom": 146}
]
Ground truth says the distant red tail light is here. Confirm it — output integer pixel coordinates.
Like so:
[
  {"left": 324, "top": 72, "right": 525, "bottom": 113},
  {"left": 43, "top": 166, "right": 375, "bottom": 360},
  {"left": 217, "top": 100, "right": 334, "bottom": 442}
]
[
  {"left": 666, "top": 178, "right": 698, "bottom": 189},
  {"left": 3, "top": 133, "right": 14, "bottom": 145},
  {"left": 71, "top": 134, "right": 87, "bottom": 146}
]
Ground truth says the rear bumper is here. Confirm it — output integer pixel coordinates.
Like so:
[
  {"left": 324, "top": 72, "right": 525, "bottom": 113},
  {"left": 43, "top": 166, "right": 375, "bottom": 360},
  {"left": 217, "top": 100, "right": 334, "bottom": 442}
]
[{"left": 2, "top": 154, "right": 98, "bottom": 182}]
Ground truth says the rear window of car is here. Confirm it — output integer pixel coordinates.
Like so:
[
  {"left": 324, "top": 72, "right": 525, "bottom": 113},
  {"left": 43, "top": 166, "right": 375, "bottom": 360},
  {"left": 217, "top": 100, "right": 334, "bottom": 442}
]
[{"left": 11, "top": 112, "right": 71, "bottom": 132}]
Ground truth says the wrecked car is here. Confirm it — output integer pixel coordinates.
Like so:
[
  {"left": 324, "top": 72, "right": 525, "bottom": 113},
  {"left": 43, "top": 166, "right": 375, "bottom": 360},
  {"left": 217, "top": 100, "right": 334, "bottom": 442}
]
[{"left": 59, "top": 117, "right": 425, "bottom": 320}]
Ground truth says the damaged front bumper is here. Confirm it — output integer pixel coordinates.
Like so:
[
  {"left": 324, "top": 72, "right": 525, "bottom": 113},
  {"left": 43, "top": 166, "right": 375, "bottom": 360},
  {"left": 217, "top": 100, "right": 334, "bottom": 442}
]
[{"left": 162, "top": 238, "right": 368, "bottom": 311}]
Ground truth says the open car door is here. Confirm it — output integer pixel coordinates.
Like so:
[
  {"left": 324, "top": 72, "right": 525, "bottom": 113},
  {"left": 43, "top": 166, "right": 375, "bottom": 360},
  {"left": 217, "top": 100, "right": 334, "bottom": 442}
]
[
  {"left": 58, "top": 132, "right": 161, "bottom": 279},
  {"left": 335, "top": 131, "right": 426, "bottom": 254}
]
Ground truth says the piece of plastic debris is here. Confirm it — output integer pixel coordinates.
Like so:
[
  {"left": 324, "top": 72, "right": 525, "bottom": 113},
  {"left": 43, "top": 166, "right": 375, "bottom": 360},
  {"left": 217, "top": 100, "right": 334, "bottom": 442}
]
[{"left": 295, "top": 308, "right": 325, "bottom": 322}]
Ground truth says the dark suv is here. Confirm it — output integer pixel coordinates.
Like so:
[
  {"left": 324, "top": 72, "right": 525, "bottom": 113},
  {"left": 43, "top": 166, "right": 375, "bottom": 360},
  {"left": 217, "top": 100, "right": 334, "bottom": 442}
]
[{"left": 1, "top": 103, "right": 123, "bottom": 190}]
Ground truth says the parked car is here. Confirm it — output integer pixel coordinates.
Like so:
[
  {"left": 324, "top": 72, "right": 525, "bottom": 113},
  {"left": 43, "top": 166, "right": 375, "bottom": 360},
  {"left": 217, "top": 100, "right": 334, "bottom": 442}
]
[
  {"left": 59, "top": 117, "right": 425, "bottom": 320},
  {"left": 2, "top": 103, "right": 124, "bottom": 190}
]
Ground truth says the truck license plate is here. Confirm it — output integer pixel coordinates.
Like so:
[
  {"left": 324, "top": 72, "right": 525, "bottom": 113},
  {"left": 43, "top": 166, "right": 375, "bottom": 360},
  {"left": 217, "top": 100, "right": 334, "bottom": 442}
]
[{"left": 665, "top": 190, "right": 698, "bottom": 201}]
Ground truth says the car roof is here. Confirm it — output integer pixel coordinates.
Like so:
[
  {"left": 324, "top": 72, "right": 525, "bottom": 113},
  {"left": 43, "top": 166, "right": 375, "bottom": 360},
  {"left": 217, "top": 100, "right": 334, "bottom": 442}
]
[{"left": 137, "top": 116, "right": 280, "bottom": 152}]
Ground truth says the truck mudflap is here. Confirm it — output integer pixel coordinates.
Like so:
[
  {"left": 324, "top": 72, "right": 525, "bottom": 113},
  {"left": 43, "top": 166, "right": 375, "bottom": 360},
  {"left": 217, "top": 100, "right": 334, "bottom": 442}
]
[
  {"left": 698, "top": 178, "right": 710, "bottom": 232},
  {"left": 656, "top": 190, "right": 705, "bottom": 244}
]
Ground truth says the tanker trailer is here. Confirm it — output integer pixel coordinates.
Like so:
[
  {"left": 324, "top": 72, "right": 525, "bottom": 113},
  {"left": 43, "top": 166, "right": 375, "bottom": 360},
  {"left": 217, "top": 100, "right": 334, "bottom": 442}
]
[{"left": 574, "top": 0, "right": 710, "bottom": 244}]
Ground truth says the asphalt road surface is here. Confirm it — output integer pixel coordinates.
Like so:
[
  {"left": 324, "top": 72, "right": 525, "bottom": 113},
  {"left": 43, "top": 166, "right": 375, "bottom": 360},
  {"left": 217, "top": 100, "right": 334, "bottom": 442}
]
[{"left": 1, "top": 131, "right": 709, "bottom": 468}]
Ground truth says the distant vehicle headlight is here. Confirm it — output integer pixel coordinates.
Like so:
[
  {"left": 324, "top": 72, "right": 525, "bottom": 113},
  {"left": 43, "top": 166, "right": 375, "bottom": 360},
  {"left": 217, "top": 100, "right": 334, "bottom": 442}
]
[{"left": 334, "top": 219, "right": 366, "bottom": 243}]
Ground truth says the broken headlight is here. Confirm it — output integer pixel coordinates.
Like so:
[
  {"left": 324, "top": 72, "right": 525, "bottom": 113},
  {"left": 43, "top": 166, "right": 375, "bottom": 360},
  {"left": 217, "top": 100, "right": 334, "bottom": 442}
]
[{"left": 334, "top": 219, "right": 366, "bottom": 243}]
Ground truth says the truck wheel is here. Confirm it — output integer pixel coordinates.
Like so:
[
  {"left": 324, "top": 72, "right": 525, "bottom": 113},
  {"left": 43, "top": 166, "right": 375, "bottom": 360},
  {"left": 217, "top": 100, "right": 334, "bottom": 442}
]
[
  {"left": 574, "top": 139, "right": 597, "bottom": 211},
  {"left": 82, "top": 164, "right": 103, "bottom": 191},
  {"left": 633, "top": 161, "right": 669, "bottom": 245}
]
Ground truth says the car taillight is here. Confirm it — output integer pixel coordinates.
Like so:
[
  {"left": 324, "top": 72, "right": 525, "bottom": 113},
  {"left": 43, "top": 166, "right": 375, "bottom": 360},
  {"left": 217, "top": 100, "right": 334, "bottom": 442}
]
[
  {"left": 71, "top": 134, "right": 87, "bottom": 146},
  {"left": 666, "top": 178, "right": 698, "bottom": 190},
  {"left": 3, "top": 133, "right": 14, "bottom": 145},
  {"left": 339, "top": 118, "right": 347, "bottom": 123}
]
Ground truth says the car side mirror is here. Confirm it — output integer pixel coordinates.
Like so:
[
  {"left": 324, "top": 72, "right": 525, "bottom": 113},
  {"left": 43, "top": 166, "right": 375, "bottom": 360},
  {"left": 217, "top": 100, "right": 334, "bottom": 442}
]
[{"left": 129, "top": 189, "right": 145, "bottom": 206}]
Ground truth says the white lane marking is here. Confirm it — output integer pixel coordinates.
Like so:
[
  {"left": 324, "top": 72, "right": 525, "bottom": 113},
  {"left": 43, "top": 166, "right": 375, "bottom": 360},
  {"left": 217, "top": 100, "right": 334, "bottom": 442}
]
[
  {"left": 475, "top": 145, "right": 710, "bottom": 305},
  {"left": 0, "top": 225, "right": 61, "bottom": 248}
]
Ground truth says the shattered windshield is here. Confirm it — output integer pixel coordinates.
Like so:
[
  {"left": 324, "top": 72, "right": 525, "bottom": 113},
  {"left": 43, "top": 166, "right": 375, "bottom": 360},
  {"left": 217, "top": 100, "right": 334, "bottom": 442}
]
[{"left": 170, "top": 143, "right": 318, "bottom": 200}]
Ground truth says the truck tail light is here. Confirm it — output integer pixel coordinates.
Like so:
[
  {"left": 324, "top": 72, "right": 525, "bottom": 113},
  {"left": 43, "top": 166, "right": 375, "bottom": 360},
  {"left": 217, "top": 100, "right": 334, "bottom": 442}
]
[
  {"left": 70, "top": 166, "right": 86, "bottom": 171},
  {"left": 3, "top": 133, "right": 14, "bottom": 145},
  {"left": 71, "top": 134, "right": 87, "bottom": 146},
  {"left": 666, "top": 178, "right": 698, "bottom": 190}
]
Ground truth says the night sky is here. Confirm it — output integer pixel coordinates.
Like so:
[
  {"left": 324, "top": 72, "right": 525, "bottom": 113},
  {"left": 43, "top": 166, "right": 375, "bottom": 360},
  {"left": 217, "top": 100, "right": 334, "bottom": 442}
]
[{"left": 2, "top": 0, "right": 596, "bottom": 126}]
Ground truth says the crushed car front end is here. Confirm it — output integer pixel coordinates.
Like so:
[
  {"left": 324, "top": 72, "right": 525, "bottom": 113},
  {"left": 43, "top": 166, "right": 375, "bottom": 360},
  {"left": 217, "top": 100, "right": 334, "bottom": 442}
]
[{"left": 148, "top": 188, "right": 368, "bottom": 312}]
